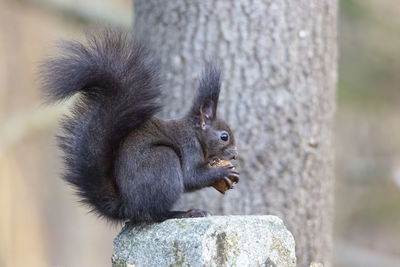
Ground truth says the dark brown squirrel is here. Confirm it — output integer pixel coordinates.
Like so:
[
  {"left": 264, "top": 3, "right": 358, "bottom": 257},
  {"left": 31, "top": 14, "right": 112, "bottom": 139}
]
[{"left": 40, "top": 30, "right": 239, "bottom": 223}]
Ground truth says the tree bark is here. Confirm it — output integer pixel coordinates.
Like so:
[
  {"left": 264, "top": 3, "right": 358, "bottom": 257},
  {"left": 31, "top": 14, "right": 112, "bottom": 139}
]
[{"left": 134, "top": 1, "right": 337, "bottom": 266}]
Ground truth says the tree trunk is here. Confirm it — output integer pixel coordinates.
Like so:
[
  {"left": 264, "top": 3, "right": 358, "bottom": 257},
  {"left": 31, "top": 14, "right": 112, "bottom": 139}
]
[{"left": 134, "top": 1, "right": 337, "bottom": 266}]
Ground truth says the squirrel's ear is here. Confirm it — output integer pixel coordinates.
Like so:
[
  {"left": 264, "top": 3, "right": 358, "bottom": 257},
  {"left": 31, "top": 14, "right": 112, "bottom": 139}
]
[
  {"left": 190, "top": 64, "right": 221, "bottom": 127},
  {"left": 199, "top": 102, "right": 215, "bottom": 129}
]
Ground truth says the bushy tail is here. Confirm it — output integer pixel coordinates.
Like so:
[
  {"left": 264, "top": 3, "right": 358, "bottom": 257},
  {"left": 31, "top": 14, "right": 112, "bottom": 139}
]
[{"left": 40, "top": 30, "right": 162, "bottom": 221}]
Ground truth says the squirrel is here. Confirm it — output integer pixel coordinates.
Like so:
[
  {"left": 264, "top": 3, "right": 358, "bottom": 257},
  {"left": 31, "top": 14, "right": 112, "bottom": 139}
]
[{"left": 41, "top": 30, "right": 239, "bottom": 223}]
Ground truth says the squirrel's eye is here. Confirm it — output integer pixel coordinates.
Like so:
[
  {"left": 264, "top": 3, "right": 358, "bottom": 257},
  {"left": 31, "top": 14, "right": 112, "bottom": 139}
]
[{"left": 220, "top": 132, "right": 229, "bottom": 142}]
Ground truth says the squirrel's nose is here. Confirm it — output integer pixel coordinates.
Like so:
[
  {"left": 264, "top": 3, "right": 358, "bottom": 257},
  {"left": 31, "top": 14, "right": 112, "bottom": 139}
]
[{"left": 230, "top": 147, "right": 238, "bottom": 160}]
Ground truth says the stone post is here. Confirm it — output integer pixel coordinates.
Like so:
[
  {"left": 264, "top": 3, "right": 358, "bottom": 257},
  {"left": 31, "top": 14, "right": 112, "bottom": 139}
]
[{"left": 112, "top": 215, "right": 296, "bottom": 267}]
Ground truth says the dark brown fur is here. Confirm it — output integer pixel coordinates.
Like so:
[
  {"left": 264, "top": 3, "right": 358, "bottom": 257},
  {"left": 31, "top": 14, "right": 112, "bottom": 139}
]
[{"left": 41, "top": 30, "right": 238, "bottom": 223}]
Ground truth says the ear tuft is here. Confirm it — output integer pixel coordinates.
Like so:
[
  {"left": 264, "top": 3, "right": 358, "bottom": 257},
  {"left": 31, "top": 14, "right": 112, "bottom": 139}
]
[{"left": 189, "top": 63, "right": 221, "bottom": 123}]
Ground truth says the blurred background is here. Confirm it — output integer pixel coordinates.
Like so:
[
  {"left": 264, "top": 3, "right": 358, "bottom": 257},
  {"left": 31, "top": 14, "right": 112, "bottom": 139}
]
[{"left": 0, "top": 0, "right": 399, "bottom": 266}]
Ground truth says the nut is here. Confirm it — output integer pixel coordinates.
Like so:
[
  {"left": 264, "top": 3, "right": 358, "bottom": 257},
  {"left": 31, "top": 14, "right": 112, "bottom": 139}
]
[{"left": 211, "top": 159, "right": 237, "bottom": 194}]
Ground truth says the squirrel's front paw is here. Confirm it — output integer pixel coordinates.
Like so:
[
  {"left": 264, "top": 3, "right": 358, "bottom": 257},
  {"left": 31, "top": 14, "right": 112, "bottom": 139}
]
[
  {"left": 216, "top": 164, "right": 239, "bottom": 182},
  {"left": 211, "top": 165, "right": 240, "bottom": 194}
]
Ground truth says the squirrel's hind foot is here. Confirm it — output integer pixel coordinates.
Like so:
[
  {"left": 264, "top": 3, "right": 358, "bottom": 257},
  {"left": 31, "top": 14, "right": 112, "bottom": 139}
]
[{"left": 168, "top": 209, "right": 210, "bottom": 219}]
